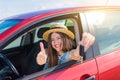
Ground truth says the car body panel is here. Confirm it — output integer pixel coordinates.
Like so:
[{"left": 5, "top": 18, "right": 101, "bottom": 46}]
[
  {"left": 96, "top": 49, "right": 120, "bottom": 80},
  {"left": 25, "top": 59, "right": 99, "bottom": 80}
]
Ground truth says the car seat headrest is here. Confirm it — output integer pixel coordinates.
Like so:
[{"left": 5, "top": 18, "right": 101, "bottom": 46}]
[{"left": 37, "top": 27, "right": 50, "bottom": 38}]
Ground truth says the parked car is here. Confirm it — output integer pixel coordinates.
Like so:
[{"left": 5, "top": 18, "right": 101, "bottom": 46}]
[{"left": 0, "top": 6, "right": 120, "bottom": 80}]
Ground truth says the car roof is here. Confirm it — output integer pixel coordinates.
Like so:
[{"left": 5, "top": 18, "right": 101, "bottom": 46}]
[{"left": 3, "top": 8, "right": 66, "bottom": 20}]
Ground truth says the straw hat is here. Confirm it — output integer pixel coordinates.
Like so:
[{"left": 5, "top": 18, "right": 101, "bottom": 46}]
[{"left": 43, "top": 24, "right": 75, "bottom": 42}]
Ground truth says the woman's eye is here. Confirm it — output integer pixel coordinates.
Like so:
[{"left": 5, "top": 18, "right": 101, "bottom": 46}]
[
  {"left": 57, "top": 37, "right": 62, "bottom": 40},
  {"left": 51, "top": 37, "right": 62, "bottom": 42}
]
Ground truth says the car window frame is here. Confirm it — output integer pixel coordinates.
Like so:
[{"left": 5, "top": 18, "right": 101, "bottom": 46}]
[{"left": 79, "top": 12, "right": 97, "bottom": 59}]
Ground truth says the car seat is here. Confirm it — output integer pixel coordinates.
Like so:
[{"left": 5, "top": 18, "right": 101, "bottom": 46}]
[{"left": 21, "top": 27, "right": 50, "bottom": 75}]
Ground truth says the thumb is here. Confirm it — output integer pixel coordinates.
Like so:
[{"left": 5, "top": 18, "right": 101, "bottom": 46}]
[
  {"left": 76, "top": 41, "right": 82, "bottom": 50},
  {"left": 39, "top": 42, "right": 45, "bottom": 53}
]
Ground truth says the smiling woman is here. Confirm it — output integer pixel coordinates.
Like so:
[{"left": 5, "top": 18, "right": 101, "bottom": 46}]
[{"left": 36, "top": 23, "right": 95, "bottom": 70}]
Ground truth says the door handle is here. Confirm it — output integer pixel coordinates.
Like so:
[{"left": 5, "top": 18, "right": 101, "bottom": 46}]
[{"left": 85, "top": 75, "right": 96, "bottom": 80}]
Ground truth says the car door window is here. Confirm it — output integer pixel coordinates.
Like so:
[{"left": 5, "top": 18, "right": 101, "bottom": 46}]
[
  {"left": 85, "top": 11, "right": 120, "bottom": 54},
  {"left": 31, "top": 18, "right": 81, "bottom": 71},
  {"left": 3, "top": 36, "right": 22, "bottom": 50}
]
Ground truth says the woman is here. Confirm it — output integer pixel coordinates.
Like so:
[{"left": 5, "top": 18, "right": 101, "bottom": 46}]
[{"left": 36, "top": 24, "right": 95, "bottom": 70}]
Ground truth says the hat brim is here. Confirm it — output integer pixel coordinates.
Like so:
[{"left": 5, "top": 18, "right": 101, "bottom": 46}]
[{"left": 43, "top": 28, "right": 75, "bottom": 42}]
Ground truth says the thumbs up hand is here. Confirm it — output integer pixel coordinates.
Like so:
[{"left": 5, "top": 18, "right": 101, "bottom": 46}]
[{"left": 36, "top": 42, "right": 47, "bottom": 65}]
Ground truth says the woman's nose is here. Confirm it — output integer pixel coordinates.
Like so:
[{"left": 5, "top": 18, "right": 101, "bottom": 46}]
[{"left": 54, "top": 39, "right": 58, "bottom": 44}]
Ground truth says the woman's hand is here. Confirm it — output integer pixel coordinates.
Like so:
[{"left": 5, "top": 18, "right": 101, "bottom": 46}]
[
  {"left": 36, "top": 42, "right": 47, "bottom": 65},
  {"left": 81, "top": 32, "right": 95, "bottom": 52},
  {"left": 69, "top": 32, "right": 95, "bottom": 60}
]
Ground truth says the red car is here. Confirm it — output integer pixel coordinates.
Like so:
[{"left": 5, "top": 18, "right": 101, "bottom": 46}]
[{"left": 0, "top": 6, "right": 120, "bottom": 80}]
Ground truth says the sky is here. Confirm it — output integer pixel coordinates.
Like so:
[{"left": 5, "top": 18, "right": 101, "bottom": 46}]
[
  {"left": 0, "top": 0, "right": 120, "bottom": 19},
  {"left": 1, "top": 0, "right": 89, "bottom": 19}
]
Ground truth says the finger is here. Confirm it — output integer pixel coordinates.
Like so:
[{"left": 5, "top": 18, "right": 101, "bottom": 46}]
[
  {"left": 86, "top": 33, "right": 94, "bottom": 47},
  {"left": 36, "top": 52, "right": 46, "bottom": 65},
  {"left": 84, "top": 34, "right": 95, "bottom": 51},
  {"left": 81, "top": 32, "right": 88, "bottom": 46},
  {"left": 81, "top": 32, "right": 94, "bottom": 51},
  {"left": 76, "top": 41, "right": 82, "bottom": 50},
  {"left": 39, "top": 42, "right": 45, "bottom": 53}
]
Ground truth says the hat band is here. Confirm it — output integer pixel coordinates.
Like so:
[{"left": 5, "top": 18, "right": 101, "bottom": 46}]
[{"left": 51, "top": 27, "right": 66, "bottom": 29}]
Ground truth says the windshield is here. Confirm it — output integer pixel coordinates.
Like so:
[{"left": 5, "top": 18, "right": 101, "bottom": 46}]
[{"left": 0, "top": 20, "right": 22, "bottom": 34}]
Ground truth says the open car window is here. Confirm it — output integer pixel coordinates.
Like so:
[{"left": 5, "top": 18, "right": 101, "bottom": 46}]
[{"left": 24, "top": 17, "right": 82, "bottom": 74}]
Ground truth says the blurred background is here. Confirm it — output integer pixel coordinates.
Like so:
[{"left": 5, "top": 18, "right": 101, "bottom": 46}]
[{"left": 0, "top": 0, "right": 119, "bottom": 19}]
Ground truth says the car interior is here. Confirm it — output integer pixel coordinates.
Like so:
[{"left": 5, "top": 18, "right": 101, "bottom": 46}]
[{"left": 0, "top": 27, "right": 51, "bottom": 79}]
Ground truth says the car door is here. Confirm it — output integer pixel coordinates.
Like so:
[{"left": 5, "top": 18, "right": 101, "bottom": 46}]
[
  {"left": 85, "top": 9, "right": 120, "bottom": 80},
  {"left": 21, "top": 11, "right": 99, "bottom": 80}
]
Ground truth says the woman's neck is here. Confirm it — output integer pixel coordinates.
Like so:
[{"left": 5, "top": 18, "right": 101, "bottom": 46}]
[{"left": 57, "top": 51, "right": 64, "bottom": 56}]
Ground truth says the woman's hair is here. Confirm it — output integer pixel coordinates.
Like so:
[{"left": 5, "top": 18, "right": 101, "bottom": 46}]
[{"left": 47, "top": 32, "right": 76, "bottom": 67}]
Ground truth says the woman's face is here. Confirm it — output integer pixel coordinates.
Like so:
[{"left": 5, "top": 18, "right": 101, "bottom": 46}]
[{"left": 51, "top": 32, "right": 63, "bottom": 53}]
